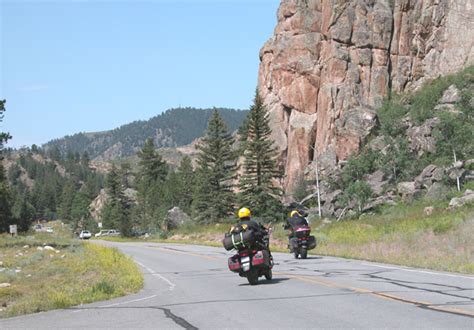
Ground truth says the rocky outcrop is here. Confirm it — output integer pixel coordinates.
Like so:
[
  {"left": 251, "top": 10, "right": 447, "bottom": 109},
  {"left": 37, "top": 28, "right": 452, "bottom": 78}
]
[
  {"left": 165, "top": 207, "right": 192, "bottom": 230},
  {"left": 448, "top": 189, "right": 474, "bottom": 209},
  {"left": 258, "top": 0, "right": 474, "bottom": 191},
  {"left": 89, "top": 188, "right": 137, "bottom": 221}
]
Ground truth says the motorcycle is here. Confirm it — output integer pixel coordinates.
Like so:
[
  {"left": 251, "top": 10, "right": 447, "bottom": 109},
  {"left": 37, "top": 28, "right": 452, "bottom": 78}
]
[
  {"left": 287, "top": 225, "right": 316, "bottom": 259},
  {"left": 223, "top": 229, "right": 273, "bottom": 285},
  {"left": 227, "top": 248, "right": 273, "bottom": 285}
]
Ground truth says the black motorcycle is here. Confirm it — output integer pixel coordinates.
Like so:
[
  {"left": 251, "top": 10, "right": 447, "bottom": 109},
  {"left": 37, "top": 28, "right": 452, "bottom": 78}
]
[
  {"left": 287, "top": 225, "right": 316, "bottom": 259},
  {"left": 223, "top": 229, "right": 273, "bottom": 285}
]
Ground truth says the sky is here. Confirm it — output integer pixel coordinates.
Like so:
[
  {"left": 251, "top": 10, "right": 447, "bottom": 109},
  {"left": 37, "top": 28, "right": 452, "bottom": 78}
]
[{"left": 0, "top": 0, "right": 280, "bottom": 148}]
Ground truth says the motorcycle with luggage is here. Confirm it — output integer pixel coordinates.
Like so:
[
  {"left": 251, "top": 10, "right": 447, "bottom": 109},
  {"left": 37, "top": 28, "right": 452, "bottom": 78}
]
[
  {"left": 287, "top": 225, "right": 316, "bottom": 259},
  {"left": 223, "top": 226, "right": 273, "bottom": 285}
]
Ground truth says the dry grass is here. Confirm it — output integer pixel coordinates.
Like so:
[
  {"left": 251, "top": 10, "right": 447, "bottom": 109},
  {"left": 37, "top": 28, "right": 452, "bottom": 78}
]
[
  {"left": 155, "top": 204, "right": 474, "bottom": 274},
  {"left": 311, "top": 204, "right": 474, "bottom": 273},
  {"left": 0, "top": 223, "right": 143, "bottom": 318}
]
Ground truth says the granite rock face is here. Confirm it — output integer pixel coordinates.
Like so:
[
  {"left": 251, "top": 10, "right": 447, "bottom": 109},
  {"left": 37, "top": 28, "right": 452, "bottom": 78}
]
[{"left": 258, "top": 0, "right": 474, "bottom": 191}]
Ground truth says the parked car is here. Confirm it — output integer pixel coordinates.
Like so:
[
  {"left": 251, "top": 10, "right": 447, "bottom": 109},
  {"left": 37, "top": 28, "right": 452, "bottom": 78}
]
[
  {"left": 107, "top": 229, "right": 120, "bottom": 237},
  {"left": 95, "top": 230, "right": 110, "bottom": 237},
  {"left": 95, "top": 229, "right": 120, "bottom": 237},
  {"left": 79, "top": 230, "right": 92, "bottom": 239}
]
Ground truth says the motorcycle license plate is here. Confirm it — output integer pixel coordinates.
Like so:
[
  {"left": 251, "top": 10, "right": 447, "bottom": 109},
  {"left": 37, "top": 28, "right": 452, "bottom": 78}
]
[{"left": 241, "top": 256, "right": 250, "bottom": 271}]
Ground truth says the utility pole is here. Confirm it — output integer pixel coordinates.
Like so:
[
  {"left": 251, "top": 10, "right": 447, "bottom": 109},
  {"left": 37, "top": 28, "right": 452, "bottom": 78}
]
[
  {"left": 310, "top": 144, "right": 322, "bottom": 218},
  {"left": 453, "top": 149, "right": 461, "bottom": 192}
]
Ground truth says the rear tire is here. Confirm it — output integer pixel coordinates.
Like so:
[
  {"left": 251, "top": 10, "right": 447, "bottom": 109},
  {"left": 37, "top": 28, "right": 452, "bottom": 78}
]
[
  {"left": 247, "top": 269, "right": 259, "bottom": 285},
  {"left": 264, "top": 268, "right": 272, "bottom": 281},
  {"left": 294, "top": 252, "right": 299, "bottom": 259},
  {"left": 301, "top": 248, "right": 307, "bottom": 259}
]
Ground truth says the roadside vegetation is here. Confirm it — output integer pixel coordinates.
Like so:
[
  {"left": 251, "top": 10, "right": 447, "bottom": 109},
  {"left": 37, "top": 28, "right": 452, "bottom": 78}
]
[
  {"left": 139, "top": 201, "right": 473, "bottom": 274},
  {"left": 0, "top": 222, "right": 143, "bottom": 318}
]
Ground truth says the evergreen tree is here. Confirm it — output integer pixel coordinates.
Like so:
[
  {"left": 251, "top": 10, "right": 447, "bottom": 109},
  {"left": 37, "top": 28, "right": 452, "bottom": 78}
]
[
  {"left": 101, "top": 165, "right": 132, "bottom": 236},
  {"left": 0, "top": 165, "right": 13, "bottom": 232},
  {"left": 176, "top": 156, "right": 194, "bottom": 213},
  {"left": 58, "top": 178, "right": 79, "bottom": 221},
  {"left": 238, "top": 90, "right": 283, "bottom": 221},
  {"left": 12, "top": 195, "right": 35, "bottom": 232},
  {"left": 0, "top": 100, "right": 13, "bottom": 232},
  {"left": 135, "top": 139, "right": 168, "bottom": 232},
  {"left": 192, "top": 110, "right": 237, "bottom": 223},
  {"left": 137, "top": 138, "right": 168, "bottom": 183}
]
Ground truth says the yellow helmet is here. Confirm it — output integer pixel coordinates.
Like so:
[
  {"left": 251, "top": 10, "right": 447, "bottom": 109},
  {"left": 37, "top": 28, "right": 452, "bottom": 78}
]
[
  {"left": 238, "top": 207, "right": 251, "bottom": 219},
  {"left": 290, "top": 210, "right": 301, "bottom": 217}
]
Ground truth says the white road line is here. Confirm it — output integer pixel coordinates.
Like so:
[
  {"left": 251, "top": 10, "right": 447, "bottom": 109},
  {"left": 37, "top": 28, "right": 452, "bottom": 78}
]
[
  {"left": 72, "top": 294, "right": 158, "bottom": 313},
  {"left": 98, "top": 294, "right": 158, "bottom": 308},
  {"left": 136, "top": 261, "right": 176, "bottom": 291},
  {"left": 361, "top": 262, "right": 474, "bottom": 280}
]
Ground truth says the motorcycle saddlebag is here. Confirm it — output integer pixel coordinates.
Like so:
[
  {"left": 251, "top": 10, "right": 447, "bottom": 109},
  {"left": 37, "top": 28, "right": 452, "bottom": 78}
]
[
  {"left": 307, "top": 235, "right": 317, "bottom": 250},
  {"left": 222, "top": 230, "right": 255, "bottom": 251},
  {"left": 228, "top": 255, "right": 241, "bottom": 272},
  {"left": 252, "top": 250, "right": 272, "bottom": 268},
  {"left": 289, "top": 237, "right": 299, "bottom": 251}
]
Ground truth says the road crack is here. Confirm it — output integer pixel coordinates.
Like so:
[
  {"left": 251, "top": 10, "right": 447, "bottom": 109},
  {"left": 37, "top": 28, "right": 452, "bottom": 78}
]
[{"left": 157, "top": 307, "right": 198, "bottom": 330}]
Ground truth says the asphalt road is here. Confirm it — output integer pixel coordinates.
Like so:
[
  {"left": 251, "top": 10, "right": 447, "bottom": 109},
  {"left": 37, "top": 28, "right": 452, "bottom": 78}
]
[{"left": 1, "top": 241, "right": 473, "bottom": 329}]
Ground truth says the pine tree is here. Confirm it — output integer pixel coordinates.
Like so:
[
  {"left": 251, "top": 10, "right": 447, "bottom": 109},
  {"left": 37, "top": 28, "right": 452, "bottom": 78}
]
[
  {"left": 58, "top": 178, "right": 79, "bottom": 221},
  {"left": 176, "top": 156, "right": 194, "bottom": 213},
  {"left": 192, "top": 109, "right": 237, "bottom": 223},
  {"left": 137, "top": 138, "right": 168, "bottom": 184},
  {"left": 0, "top": 100, "right": 13, "bottom": 232},
  {"left": 135, "top": 139, "right": 168, "bottom": 232},
  {"left": 238, "top": 90, "right": 283, "bottom": 221},
  {"left": 12, "top": 195, "right": 35, "bottom": 232},
  {"left": 101, "top": 165, "right": 132, "bottom": 236}
]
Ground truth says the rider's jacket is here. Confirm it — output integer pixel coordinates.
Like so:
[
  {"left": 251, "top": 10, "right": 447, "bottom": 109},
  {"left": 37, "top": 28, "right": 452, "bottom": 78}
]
[{"left": 286, "top": 214, "right": 309, "bottom": 230}]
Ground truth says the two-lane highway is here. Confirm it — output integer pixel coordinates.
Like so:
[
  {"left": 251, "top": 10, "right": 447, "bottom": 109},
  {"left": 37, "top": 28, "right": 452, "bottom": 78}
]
[{"left": 1, "top": 241, "right": 473, "bottom": 329}]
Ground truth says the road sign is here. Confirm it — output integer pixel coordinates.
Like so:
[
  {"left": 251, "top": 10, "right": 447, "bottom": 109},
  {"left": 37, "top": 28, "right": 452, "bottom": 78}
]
[{"left": 9, "top": 225, "right": 18, "bottom": 236}]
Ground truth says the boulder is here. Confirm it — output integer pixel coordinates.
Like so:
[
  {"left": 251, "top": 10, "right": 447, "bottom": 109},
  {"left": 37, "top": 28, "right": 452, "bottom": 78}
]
[
  {"left": 397, "top": 181, "right": 421, "bottom": 202},
  {"left": 166, "top": 207, "right": 192, "bottom": 230},
  {"left": 406, "top": 118, "right": 440, "bottom": 156},
  {"left": 432, "top": 167, "right": 445, "bottom": 182},
  {"left": 439, "top": 85, "right": 461, "bottom": 104},
  {"left": 424, "top": 206, "right": 434, "bottom": 216},
  {"left": 321, "top": 189, "right": 342, "bottom": 204},
  {"left": 448, "top": 168, "right": 466, "bottom": 181},
  {"left": 362, "top": 196, "right": 397, "bottom": 212},
  {"left": 448, "top": 190, "right": 474, "bottom": 209},
  {"left": 425, "top": 183, "right": 450, "bottom": 201},
  {"left": 366, "top": 170, "right": 388, "bottom": 195},
  {"left": 415, "top": 164, "right": 442, "bottom": 188}
]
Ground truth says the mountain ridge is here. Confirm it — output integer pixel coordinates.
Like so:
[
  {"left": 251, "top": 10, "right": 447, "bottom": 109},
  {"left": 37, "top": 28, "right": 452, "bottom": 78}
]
[{"left": 43, "top": 107, "right": 248, "bottom": 161}]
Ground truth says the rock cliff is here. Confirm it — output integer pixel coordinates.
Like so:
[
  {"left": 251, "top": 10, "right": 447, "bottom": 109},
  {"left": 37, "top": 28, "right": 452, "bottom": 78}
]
[{"left": 258, "top": 0, "right": 474, "bottom": 191}]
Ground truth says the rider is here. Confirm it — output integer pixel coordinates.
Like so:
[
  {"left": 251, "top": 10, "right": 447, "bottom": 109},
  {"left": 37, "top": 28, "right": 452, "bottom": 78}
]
[
  {"left": 285, "top": 209, "right": 309, "bottom": 239},
  {"left": 230, "top": 207, "right": 270, "bottom": 252}
]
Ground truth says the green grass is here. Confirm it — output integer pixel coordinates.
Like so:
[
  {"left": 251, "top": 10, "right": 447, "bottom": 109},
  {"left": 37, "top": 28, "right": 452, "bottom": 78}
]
[
  {"left": 0, "top": 223, "right": 143, "bottom": 318},
  {"left": 139, "top": 203, "right": 474, "bottom": 274},
  {"left": 311, "top": 203, "right": 474, "bottom": 273}
]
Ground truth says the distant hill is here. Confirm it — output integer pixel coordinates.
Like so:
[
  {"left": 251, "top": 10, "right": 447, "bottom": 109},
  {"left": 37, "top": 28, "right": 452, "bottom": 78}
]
[{"left": 43, "top": 107, "right": 248, "bottom": 161}]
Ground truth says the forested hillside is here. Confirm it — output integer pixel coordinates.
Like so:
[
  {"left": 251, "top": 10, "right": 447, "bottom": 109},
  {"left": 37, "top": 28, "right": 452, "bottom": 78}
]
[
  {"left": 43, "top": 108, "right": 248, "bottom": 161},
  {"left": 2, "top": 147, "right": 104, "bottom": 232}
]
